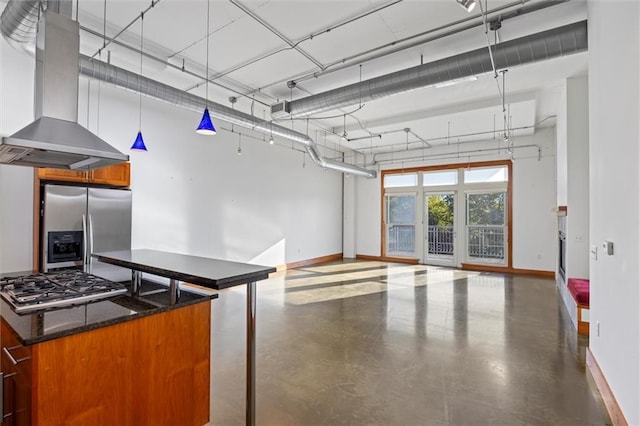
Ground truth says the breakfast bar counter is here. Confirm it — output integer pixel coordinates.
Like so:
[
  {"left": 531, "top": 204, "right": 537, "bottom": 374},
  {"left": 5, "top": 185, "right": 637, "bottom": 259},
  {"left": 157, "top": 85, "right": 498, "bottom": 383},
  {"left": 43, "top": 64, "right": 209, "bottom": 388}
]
[{"left": 93, "top": 249, "right": 276, "bottom": 426}]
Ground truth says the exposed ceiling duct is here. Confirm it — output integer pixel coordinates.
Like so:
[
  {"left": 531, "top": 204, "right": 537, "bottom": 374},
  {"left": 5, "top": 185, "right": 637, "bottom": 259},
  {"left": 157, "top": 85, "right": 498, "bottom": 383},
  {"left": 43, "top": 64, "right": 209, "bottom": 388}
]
[
  {"left": 274, "top": 20, "right": 588, "bottom": 118},
  {"left": 77, "top": 55, "right": 375, "bottom": 178},
  {"left": 0, "top": 0, "right": 376, "bottom": 178},
  {"left": 0, "top": 0, "right": 40, "bottom": 44}
]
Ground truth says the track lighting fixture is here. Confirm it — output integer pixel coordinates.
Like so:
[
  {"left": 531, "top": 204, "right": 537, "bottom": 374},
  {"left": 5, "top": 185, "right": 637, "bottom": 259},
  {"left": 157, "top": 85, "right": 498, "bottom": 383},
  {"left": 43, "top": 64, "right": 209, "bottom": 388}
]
[{"left": 456, "top": 0, "right": 477, "bottom": 12}]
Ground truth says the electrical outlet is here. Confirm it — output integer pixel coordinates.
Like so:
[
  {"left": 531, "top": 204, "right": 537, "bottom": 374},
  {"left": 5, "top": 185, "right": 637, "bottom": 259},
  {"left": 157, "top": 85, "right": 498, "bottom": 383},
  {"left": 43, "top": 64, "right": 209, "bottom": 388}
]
[{"left": 597, "top": 321, "right": 600, "bottom": 337}]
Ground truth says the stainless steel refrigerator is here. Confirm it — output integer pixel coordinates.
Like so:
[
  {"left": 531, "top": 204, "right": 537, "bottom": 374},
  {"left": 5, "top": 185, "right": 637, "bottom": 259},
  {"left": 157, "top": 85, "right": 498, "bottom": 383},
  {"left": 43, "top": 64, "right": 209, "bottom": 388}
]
[{"left": 42, "top": 184, "right": 132, "bottom": 282}]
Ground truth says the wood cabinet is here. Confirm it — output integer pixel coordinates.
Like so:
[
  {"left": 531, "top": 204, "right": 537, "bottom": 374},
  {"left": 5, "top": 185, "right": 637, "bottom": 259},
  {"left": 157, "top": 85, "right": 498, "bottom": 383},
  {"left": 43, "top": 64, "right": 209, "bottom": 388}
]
[
  {"left": 1, "top": 301, "right": 210, "bottom": 425},
  {"left": 37, "top": 162, "right": 130, "bottom": 187},
  {"left": 36, "top": 168, "right": 88, "bottom": 183},
  {"left": 1, "top": 320, "right": 32, "bottom": 426}
]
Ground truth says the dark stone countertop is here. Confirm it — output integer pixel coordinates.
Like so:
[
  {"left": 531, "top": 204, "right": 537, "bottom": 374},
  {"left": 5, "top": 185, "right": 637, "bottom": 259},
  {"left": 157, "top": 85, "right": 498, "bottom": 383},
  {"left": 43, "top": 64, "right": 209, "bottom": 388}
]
[
  {"left": 1, "top": 278, "right": 217, "bottom": 346},
  {"left": 93, "top": 249, "right": 276, "bottom": 290}
]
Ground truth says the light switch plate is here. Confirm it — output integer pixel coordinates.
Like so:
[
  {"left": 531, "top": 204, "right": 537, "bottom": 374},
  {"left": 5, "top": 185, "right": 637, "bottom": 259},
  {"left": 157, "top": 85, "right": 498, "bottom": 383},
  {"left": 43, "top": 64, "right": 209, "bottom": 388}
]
[{"left": 602, "top": 241, "right": 614, "bottom": 256}]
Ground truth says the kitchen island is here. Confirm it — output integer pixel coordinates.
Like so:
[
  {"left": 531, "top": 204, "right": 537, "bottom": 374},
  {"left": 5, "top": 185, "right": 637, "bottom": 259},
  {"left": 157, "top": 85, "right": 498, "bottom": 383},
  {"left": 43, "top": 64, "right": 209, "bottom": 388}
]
[
  {"left": 1, "top": 250, "right": 275, "bottom": 426},
  {"left": 93, "top": 249, "right": 276, "bottom": 426},
  {"left": 1, "top": 277, "right": 214, "bottom": 425}
]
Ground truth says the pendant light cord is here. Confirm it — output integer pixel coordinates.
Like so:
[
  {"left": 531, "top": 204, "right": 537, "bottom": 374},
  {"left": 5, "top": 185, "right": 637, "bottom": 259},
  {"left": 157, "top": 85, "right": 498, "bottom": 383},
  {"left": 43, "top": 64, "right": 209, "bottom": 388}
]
[
  {"left": 139, "top": 12, "right": 144, "bottom": 131},
  {"left": 205, "top": 0, "right": 210, "bottom": 108}
]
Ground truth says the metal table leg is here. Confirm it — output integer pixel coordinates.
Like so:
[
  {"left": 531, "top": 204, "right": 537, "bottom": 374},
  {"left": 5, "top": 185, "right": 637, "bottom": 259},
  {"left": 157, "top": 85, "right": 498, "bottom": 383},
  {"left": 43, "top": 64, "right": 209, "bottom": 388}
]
[
  {"left": 132, "top": 270, "right": 142, "bottom": 296},
  {"left": 169, "top": 278, "right": 180, "bottom": 304},
  {"left": 246, "top": 281, "right": 256, "bottom": 426}
]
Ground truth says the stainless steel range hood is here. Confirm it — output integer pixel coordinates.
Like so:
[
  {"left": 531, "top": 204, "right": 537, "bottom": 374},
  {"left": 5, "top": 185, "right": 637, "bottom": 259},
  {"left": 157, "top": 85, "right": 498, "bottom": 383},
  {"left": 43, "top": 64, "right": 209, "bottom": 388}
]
[{"left": 0, "top": 10, "right": 128, "bottom": 170}]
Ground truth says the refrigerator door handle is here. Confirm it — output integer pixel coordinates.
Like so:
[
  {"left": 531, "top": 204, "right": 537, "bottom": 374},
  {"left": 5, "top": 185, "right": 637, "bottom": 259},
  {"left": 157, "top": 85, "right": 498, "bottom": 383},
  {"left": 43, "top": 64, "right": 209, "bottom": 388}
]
[
  {"left": 82, "top": 214, "right": 88, "bottom": 270},
  {"left": 88, "top": 214, "right": 95, "bottom": 268}
]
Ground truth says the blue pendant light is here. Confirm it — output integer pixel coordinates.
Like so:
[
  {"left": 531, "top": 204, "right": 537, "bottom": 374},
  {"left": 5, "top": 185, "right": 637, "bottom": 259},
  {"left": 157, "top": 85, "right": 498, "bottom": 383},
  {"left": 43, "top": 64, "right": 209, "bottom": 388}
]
[
  {"left": 131, "top": 131, "right": 147, "bottom": 151},
  {"left": 131, "top": 12, "right": 148, "bottom": 151},
  {"left": 197, "top": 0, "right": 216, "bottom": 135},
  {"left": 196, "top": 107, "right": 216, "bottom": 135}
]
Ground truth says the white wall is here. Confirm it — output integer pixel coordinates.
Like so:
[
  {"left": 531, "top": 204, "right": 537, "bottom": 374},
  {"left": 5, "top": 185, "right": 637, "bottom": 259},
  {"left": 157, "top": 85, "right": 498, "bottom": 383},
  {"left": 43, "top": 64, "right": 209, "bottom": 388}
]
[
  {"left": 343, "top": 175, "right": 355, "bottom": 258},
  {"left": 588, "top": 1, "right": 640, "bottom": 424},
  {"left": 77, "top": 79, "right": 343, "bottom": 267},
  {"left": 355, "top": 172, "right": 381, "bottom": 257},
  {"left": 556, "top": 81, "right": 568, "bottom": 206},
  {"left": 565, "top": 76, "right": 590, "bottom": 279},
  {"left": 0, "top": 37, "right": 35, "bottom": 273},
  {"left": 511, "top": 129, "right": 557, "bottom": 271},
  {"left": 354, "top": 128, "right": 557, "bottom": 271},
  {"left": 0, "top": 35, "right": 344, "bottom": 272}
]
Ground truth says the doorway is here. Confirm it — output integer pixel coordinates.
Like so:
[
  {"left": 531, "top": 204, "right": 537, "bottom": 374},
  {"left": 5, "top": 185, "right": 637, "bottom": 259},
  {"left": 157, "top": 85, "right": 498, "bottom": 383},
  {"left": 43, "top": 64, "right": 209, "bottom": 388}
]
[
  {"left": 381, "top": 161, "right": 511, "bottom": 269},
  {"left": 424, "top": 192, "right": 456, "bottom": 265}
]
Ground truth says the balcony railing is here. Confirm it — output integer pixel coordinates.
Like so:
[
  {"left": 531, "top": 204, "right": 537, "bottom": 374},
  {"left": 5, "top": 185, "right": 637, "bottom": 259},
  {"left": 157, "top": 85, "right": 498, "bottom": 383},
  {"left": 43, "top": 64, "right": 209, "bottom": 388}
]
[
  {"left": 388, "top": 224, "right": 505, "bottom": 260},
  {"left": 467, "top": 226, "right": 505, "bottom": 259},
  {"left": 387, "top": 224, "right": 415, "bottom": 254},
  {"left": 427, "top": 225, "right": 454, "bottom": 256}
]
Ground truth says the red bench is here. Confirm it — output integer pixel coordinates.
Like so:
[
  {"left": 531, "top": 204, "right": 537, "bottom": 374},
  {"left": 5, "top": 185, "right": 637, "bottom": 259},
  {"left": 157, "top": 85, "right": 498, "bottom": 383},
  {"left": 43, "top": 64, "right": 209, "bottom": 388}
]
[{"left": 567, "top": 278, "right": 590, "bottom": 336}]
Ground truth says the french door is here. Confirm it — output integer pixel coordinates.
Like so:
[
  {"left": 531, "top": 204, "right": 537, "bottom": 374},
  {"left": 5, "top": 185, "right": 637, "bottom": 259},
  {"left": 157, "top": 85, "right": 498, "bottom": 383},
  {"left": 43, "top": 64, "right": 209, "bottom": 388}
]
[
  {"left": 382, "top": 162, "right": 510, "bottom": 267},
  {"left": 424, "top": 192, "right": 456, "bottom": 265}
]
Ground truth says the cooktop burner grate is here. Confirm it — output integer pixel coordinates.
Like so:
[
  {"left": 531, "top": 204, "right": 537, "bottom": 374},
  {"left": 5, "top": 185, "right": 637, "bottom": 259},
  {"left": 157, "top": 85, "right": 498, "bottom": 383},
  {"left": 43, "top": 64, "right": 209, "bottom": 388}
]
[{"left": 0, "top": 270, "right": 127, "bottom": 314}]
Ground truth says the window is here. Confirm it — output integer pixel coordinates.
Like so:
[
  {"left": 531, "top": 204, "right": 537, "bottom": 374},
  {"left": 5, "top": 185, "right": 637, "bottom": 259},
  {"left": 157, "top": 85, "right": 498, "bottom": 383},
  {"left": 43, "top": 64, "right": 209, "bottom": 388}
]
[
  {"left": 381, "top": 161, "right": 510, "bottom": 266},
  {"left": 384, "top": 173, "right": 418, "bottom": 188},
  {"left": 464, "top": 166, "right": 508, "bottom": 184},
  {"left": 385, "top": 194, "right": 416, "bottom": 256},
  {"left": 423, "top": 170, "right": 457, "bottom": 186},
  {"left": 466, "top": 192, "right": 506, "bottom": 262}
]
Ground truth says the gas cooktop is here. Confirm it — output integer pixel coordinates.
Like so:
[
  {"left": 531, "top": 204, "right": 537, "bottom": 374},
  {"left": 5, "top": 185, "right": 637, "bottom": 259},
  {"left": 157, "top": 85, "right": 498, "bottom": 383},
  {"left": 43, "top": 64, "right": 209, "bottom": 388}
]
[{"left": 0, "top": 270, "right": 127, "bottom": 314}]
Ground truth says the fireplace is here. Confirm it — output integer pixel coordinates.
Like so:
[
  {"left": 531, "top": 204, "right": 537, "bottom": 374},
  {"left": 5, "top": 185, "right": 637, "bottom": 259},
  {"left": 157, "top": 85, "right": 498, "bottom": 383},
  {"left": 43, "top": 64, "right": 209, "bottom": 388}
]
[{"left": 558, "top": 215, "right": 566, "bottom": 280}]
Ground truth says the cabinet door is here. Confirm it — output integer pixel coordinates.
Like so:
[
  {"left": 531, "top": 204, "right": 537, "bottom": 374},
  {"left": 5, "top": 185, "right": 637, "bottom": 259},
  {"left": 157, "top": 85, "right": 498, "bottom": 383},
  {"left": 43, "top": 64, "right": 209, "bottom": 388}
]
[
  {"left": 37, "top": 168, "right": 88, "bottom": 183},
  {"left": 90, "top": 162, "right": 130, "bottom": 187},
  {"left": 37, "top": 163, "right": 130, "bottom": 187},
  {"left": 1, "top": 320, "right": 32, "bottom": 426}
]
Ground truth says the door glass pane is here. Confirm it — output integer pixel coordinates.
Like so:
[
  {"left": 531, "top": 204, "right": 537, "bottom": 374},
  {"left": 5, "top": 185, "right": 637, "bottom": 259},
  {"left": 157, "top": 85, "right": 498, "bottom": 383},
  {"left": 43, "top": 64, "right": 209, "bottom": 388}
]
[
  {"left": 464, "top": 166, "right": 508, "bottom": 184},
  {"left": 466, "top": 192, "right": 506, "bottom": 261},
  {"left": 426, "top": 194, "right": 454, "bottom": 258},
  {"left": 384, "top": 173, "right": 418, "bottom": 188},
  {"left": 423, "top": 170, "right": 457, "bottom": 186},
  {"left": 386, "top": 194, "right": 416, "bottom": 255}
]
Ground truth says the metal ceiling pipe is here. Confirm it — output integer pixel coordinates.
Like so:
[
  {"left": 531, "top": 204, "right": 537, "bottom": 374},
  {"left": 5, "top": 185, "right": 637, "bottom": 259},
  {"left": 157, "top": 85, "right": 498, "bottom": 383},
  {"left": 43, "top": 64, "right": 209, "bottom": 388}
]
[
  {"left": 78, "top": 56, "right": 377, "bottom": 178},
  {"left": 280, "top": 20, "right": 588, "bottom": 118},
  {"left": 0, "top": 0, "right": 71, "bottom": 44},
  {"left": 0, "top": 0, "right": 41, "bottom": 44}
]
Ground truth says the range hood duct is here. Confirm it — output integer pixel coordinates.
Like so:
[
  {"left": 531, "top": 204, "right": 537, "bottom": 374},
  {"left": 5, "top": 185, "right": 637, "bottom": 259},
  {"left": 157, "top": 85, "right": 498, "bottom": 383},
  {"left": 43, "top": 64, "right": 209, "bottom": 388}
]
[
  {"left": 0, "top": 10, "right": 128, "bottom": 170},
  {"left": 277, "top": 20, "right": 588, "bottom": 118}
]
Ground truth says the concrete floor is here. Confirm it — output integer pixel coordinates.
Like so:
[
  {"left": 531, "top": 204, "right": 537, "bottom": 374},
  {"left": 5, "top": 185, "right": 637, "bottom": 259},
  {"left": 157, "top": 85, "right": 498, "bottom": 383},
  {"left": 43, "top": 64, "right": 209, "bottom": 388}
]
[{"left": 208, "top": 260, "right": 610, "bottom": 425}]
